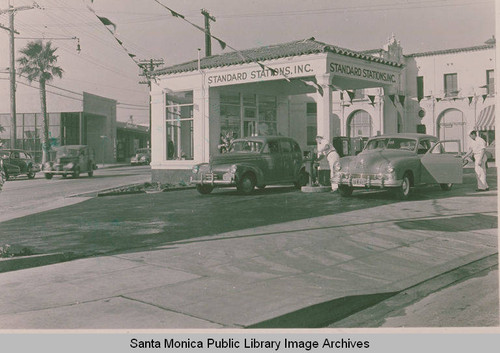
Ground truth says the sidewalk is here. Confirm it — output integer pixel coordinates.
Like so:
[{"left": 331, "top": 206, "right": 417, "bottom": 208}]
[{"left": 0, "top": 183, "right": 496, "bottom": 329}]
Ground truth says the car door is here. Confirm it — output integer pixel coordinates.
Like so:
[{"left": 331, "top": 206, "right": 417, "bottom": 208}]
[
  {"left": 18, "top": 152, "right": 29, "bottom": 172},
  {"left": 420, "top": 140, "right": 463, "bottom": 184},
  {"left": 10, "top": 151, "right": 22, "bottom": 171},
  {"left": 279, "top": 140, "right": 295, "bottom": 181},
  {"left": 261, "top": 140, "right": 283, "bottom": 183}
]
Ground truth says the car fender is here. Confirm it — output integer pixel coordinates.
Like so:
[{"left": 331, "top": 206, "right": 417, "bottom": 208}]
[
  {"left": 390, "top": 157, "right": 420, "bottom": 184},
  {"left": 235, "top": 163, "right": 264, "bottom": 185}
]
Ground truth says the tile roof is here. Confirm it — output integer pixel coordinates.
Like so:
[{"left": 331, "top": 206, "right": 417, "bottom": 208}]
[
  {"left": 155, "top": 38, "right": 403, "bottom": 76},
  {"left": 406, "top": 44, "right": 495, "bottom": 57}
]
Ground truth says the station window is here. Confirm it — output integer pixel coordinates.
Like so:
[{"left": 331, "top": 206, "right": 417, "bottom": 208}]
[
  {"left": 417, "top": 76, "right": 424, "bottom": 101},
  {"left": 444, "top": 73, "right": 458, "bottom": 97},
  {"left": 165, "top": 91, "right": 194, "bottom": 160},
  {"left": 306, "top": 102, "right": 317, "bottom": 146}
]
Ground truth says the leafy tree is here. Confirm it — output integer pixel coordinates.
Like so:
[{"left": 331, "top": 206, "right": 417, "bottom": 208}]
[{"left": 17, "top": 41, "right": 63, "bottom": 164}]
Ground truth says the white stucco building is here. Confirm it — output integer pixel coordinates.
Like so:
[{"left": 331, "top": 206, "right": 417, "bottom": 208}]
[{"left": 150, "top": 36, "right": 495, "bottom": 183}]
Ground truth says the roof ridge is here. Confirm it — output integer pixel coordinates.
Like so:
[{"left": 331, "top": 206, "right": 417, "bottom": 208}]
[{"left": 407, "top": 43, "right": 495, "bottom": 57}]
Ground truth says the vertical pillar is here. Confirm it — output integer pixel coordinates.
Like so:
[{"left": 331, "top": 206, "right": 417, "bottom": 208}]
[
  {"left": 150, "top": 88, "right": 165, "bottom": 165},
  {"left": 315, "top": 73, "right": 332, "bottom": 141}
]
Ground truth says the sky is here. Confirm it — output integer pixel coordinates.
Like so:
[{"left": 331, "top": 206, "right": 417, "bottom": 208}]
[{"left": 0, "top": 0, "right": 496, "bottom": 125}]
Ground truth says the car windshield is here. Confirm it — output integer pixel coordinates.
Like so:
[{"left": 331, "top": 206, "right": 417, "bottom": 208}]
[
  {"left": 0, "top": 151, "right": 9, "bottom": 159},
  {"left": 364, "top": 138, "right": 417, "bottom": 151},
  {"left": 228, "top": 140, "right": 263, "bottom": 153},
  {"left": 55, "top": 147, "right": 81, "bottom": 157}
]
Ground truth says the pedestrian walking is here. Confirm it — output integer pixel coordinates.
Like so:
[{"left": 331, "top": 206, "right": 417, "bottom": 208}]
[
  {"left": 463, "top": 130, "right": 489, "bottom": 191},
  {"left": 315, "top": 136, "right": 340, "bottom": 192}
]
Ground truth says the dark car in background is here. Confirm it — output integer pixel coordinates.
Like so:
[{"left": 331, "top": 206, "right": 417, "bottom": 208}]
[
  {"left": 130, "top": 148, "right": 151, "bottom": 165},
  {"left": 43, "top": 145, "right": 97, "bottom": 179},
  {"left": 0, "top": 149, "right": 39, "bottom": 180},
  {"left": 191, "top": 136, "right": 309, "bottom": 195}
]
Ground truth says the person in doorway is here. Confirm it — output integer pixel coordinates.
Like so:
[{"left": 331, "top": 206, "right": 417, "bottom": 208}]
[
  {"left": 463, "top": 130, "right": 489, "bottom": 191},
  {"left": 315, "top": 135, "right": 340, "bottom": 192}
]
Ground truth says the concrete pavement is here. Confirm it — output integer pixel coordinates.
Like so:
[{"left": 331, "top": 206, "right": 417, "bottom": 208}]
[{"left": 0, "top": 174, "right": 497, "bottom": 329}]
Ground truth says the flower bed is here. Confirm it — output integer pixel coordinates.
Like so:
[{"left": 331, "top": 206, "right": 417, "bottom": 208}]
[{"left": 97, "top": 181, "right": 193, "bottom": 197}]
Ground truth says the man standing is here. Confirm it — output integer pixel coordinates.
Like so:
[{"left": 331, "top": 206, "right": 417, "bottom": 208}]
[
  {"left": 315, "top": 135, "right": 340, "bottom": 192},
  {"left": 463, "top": 131, "right": 489, "bottom": 191}
]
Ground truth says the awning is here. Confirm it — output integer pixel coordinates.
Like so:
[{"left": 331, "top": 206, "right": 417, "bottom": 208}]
[{"left": 475, "top": 105, "right": 495, "bottom": 130}]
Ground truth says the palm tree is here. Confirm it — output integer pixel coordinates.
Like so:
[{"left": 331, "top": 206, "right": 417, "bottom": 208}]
[{"left": 17, "top": 41, "right": 63, "bottom": 164}]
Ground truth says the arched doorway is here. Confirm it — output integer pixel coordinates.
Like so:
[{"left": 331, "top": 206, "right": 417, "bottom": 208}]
[
  {"left": 437, "top": 109, "right": 466, "bottom": 151},
  {"left": 347, "top": 110, "right": 373, "bottom": 154}
]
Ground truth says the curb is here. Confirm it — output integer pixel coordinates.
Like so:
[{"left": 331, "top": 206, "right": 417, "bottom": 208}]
[
  {"left": 247, "top": 255, "right": 498, "bottom": 328},
  {"left": 97, "top": 185, "right": 195, "bottom": 197},
  {"left": 0, "top": 252, "right": 75, "bottom": 273}
]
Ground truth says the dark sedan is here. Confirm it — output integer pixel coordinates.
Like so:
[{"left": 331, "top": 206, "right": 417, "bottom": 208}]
[
  {"left": 0, "top": 149, "right": 39, "bottom": 180},
  {"left": 191, "top": 136, "right": 309, "bottom": 195}
]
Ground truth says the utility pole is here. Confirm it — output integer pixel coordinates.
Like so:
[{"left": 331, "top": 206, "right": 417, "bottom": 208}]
[
  {"left": 201, "top": 9, "right": 215, "bottom": 57},
  {"left": 0, "top": 2, "right": 40, "bottom": 148},
  {"left": 138, "top": 59, "right": 164, "bottom": 148}
]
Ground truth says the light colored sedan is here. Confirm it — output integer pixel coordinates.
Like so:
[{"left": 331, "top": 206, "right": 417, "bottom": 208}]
[{"left": 332, "top": 133, "right": 463, "bottom": 199}]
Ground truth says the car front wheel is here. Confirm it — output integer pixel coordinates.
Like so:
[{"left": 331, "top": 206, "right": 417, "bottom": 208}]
[
  {"left": 237, "top": 174, "right": 256, "bottom": 195},
  {"left": 45, "top": 173, "right": 53, "bottom": 179},
  {"left": 27, "top": 167, "right": 35, "bottom": 179},
  {"left": 73, "top": 167, "right": 80, "bottom": 178},
  {"left": 196, "top": 184, "right": 214, "bottom": 194},
  {"left": 294, "top": 169, "right": 309, "bottom": 188},
  {"left": 393, "top": 173, "right": 411, "bottom": 200},
  {"left": 440, "top": 183, "right": 453, "bottom": 191}
]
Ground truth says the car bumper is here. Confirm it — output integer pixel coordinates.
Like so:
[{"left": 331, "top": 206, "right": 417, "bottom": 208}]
[
  {"left": 190, "top": 172, "right": 235, "bottom": 186},
  {"left": 334, "top": 174, "right": 403, "bottom": 188}
]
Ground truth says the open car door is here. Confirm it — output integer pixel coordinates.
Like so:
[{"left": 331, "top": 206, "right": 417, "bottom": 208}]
[{"left": 420, "top": 140, "right": 463, "bottom": 184}]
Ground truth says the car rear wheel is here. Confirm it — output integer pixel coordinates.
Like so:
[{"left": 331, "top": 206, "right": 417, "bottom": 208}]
[
  {"left": 294, "top": 169, "right": 309, "bottom": 188},
  {"left": 237, "top": 174, "right": 256, "bottom": 195},
  {"left": 27, "top": 167, "right": 35, "bottom": 179},
  {"left": 440, "top": 183, "right": 453, "bottom": 191},
  {"left": 393, "top": 173, "right": 411, "bottom": 200},
  {"left": 62, "top": 174, "right": 67, "bottom": 178},
  {"left": 339, "top": 185, "right": 353, "bottom": 197},
  {"left": 196, "top": 184, "right": 214, "bottom": 194},
  {"left": 73, "top": 167, "right": 80, "bottom": 178},
  {"left": 45, "top": 173, "right": 53, "bottom": 179}
]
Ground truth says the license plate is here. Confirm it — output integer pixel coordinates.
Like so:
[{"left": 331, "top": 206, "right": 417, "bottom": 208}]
[{"left": 352, "top": 178, "right": 366, "bottom": 186}]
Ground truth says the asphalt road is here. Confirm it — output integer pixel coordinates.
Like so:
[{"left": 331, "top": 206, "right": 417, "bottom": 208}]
[
  {"left": 0, "top": 168, "right": 496, "bottom": 260},
  {"left": 0, "top": 165, "right": 151, "bottom": 222}
]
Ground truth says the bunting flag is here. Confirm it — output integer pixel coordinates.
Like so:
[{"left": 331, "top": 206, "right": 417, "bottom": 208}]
[
  {"left": 300, "top": 79, "right": 323, "bottom": 96},
  {"left": 482, "top": 94, "right": 488, "bottom": 103},
  {"left": 367, "top": 95, "right": 376, "bottom": 106},
  {"left": 398, "top": 95, "right": 405, "bottom": 107},
  {"left": 468, "top": 96, "right": 474, "bottom": 105},
  {"left": 213, "top": 35, "right": 227, "bottom": 50},
  {"left": 97, "top": 16, "right": 116, "bottom": 32},
  {"left": 347, "top": 90, "right": 355, "bottom": 103},
  {"left": 388, "top": 94, "right": 396, "bottom": 106},
  {"left": 436, "top": 98, "right": 442, "bottom": 102},
  {"left": 340, "top": 92, "right": 344, "bottom": 101}
]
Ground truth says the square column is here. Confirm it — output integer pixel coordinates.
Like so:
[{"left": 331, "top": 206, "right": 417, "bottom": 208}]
[{"left": 315, "top": 73, "right": 332, "bottom": 141}]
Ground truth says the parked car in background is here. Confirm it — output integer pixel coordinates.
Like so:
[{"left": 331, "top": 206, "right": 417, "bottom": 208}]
[
  {"left": 0, "top": 159, "right": 5, "bottom": 190},
  {"left": 191, "top": 136, "right": 309, "bottom": 195},
  {"left": 332, "top": 133, "right": 463, "bottom": 199},
  {"left": 485, "top": 140, "right": 495, "bottom": 161},
  {"left": 43, "top": 145, "right": 97, "bottom": 179},
  {"left": 130, "top": 148, "right": 151, "bottom": 165},
  {"left": 0, "top": 149, "right": 39, "bottom": 180}
]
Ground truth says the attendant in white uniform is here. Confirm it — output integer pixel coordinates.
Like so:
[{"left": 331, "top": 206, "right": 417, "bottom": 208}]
[
  {"left": 463, "top": 131, "right": 489, "bottom": 191},
  {"left": 315, "top": 136, "right": 340, "bottom": 192}
]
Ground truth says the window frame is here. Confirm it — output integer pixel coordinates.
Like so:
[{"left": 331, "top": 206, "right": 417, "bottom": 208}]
[{"left": 444, "top": 73, "right": 458, "bottom": 97}]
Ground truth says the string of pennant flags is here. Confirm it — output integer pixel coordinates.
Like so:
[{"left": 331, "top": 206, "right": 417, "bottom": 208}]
[{"left": 87, "top": 0, "right": 493, "bottom": 108}]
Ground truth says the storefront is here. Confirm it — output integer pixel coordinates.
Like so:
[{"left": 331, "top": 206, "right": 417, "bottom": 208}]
[{"left": 150, "top": 38, "right": 403, "bottom": 183}]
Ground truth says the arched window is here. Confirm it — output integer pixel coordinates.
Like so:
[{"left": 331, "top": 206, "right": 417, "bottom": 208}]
[{"left": 348, "top": 110, "right": 373, "bottom": 138}]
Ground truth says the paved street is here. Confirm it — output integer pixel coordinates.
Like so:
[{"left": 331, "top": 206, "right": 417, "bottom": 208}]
[
  {"left": 0, "top": 168, "right": 497, "bottom": 328},
  {"left": 0, "top": 165, "right": 151, "bottom": 222}
]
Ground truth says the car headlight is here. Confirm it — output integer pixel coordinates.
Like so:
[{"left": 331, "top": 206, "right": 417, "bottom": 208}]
[
  {"left": 229, "top": 164, "right": 237, "bottom": 174},
  {"left": 66, "top": 162, "right": 74, "bottom": 169},
  {"left": 192, "top": 165, "right": 200, "bottom": 174},
  {"left": 140, "top": 156, "right": 146, "bottom": 161},
  {"left": 386, "top": 164, "right": 394, "bottom": 173}
]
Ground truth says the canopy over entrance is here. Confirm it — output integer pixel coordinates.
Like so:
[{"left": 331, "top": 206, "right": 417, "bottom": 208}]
[{"left": 476, "top": 105, "right": 495, "bottom": 130}]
